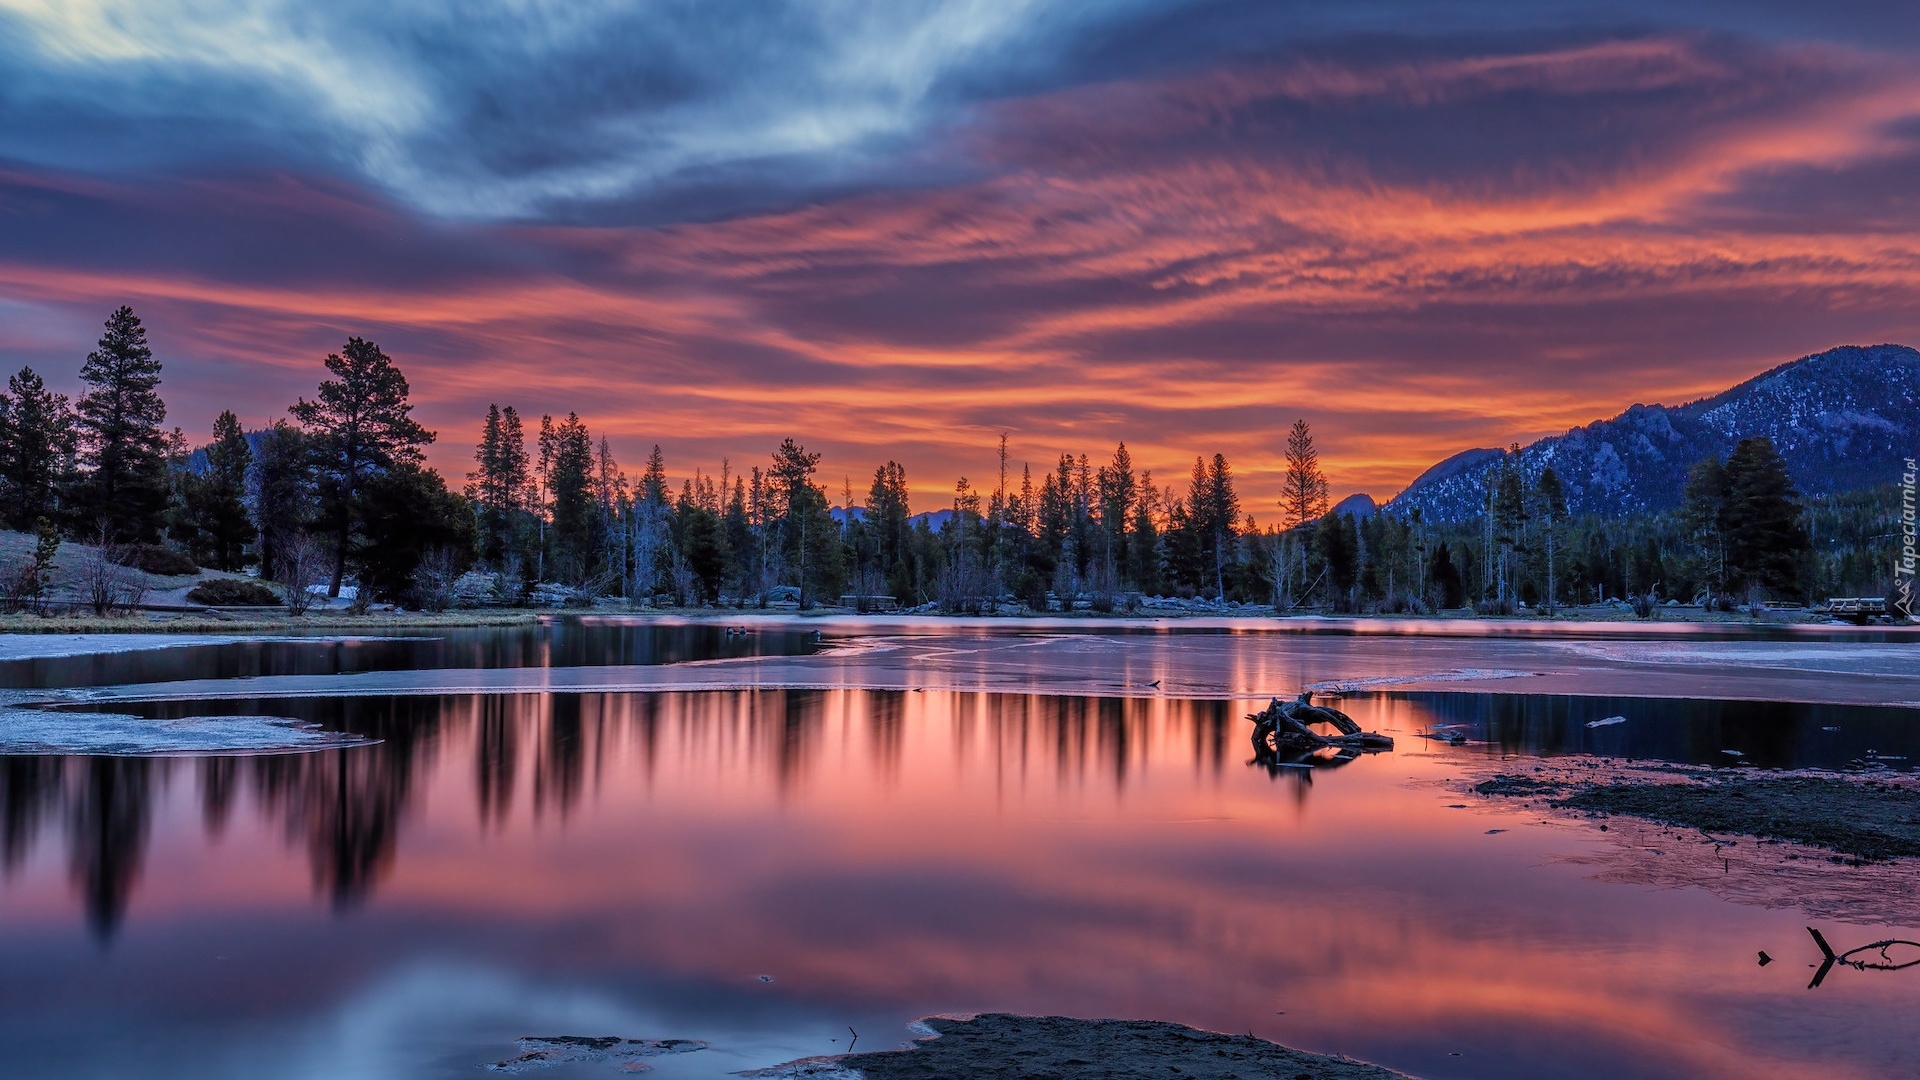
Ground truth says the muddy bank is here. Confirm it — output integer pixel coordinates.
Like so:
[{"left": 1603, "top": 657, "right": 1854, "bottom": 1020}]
[
  {"left": 764, "top": 1014, "right": 1412, "bottom": 1079},
  {"left": 1473, "top": 764, "right": 1920, "bottom": 862}
]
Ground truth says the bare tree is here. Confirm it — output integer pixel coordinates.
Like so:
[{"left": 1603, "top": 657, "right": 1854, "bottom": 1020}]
[
  {"left": 77, "top": 535, "right": 146, "bottom": 616},
  {"left": 278, "top": 535, "right": 328, "bottom": 615}
]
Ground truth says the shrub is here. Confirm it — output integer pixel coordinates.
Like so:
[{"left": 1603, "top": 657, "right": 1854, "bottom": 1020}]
[
  {"left": 79, "top": 544, "right": 147, "bottom": 615},
  {"left": 113, "top": 543, "right": 199, "bottom": 576},
  {"left": 277, "top": 535, "right": 328, "bottom": 615},
  {"left": 187, "top": 578, "right": 281, "bottom": 606}
]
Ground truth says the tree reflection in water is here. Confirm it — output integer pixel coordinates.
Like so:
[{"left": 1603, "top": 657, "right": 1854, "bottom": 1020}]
[
  {"left": 66, "top": 756, "right": 153, "bottom": 941},
  {"left": 5, "top": 688, "right": 1912, "bottom": 942},
  {"left": 1, "top": 691, "right": 1274, "bottom": 937}
]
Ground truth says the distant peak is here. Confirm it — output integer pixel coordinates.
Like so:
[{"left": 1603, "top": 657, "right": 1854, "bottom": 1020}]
[{"left": 1326, "top": 493, "right": 1378, "bottom": 520}]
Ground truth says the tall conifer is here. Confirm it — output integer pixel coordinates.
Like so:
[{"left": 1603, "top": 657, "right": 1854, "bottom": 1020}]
[
  {"left": 75, "top": 306, "right": 169, "bottom": 541},
  {"left": 0, "top": 366, "right": 77, "bottom": 532},
  {"left": 289, "top": 338, "right": 433, "bottom": 594}
]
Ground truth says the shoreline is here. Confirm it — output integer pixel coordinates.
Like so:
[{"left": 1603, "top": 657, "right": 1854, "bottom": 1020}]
[
  {"left": 751, "top": 1014, "right": 1415, "bottom": 1079},
  {"left": 0, "top": 605, "right": 1910, "bottom": 641},
  {"left": 1470, "top": 760, "right": 1920, "bottom": 862}
]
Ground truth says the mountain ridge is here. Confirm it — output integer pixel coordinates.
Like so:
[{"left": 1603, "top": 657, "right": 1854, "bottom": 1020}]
[{"left": 1381, "top": 344, "right": 1920, "bottom": 523}]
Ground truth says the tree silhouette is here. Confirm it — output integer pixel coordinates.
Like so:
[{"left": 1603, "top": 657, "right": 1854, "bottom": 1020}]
[
  {"left": 74, "top": 306, "right": 169, "bottom": 541},
  {"left": 290, "top": 338, "right": 434, "bottom": 595}
]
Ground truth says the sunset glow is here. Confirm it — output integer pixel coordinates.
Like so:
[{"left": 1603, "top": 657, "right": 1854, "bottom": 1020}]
[{"left": 2, "top": 5, "right": 1917, "bottom": 506}]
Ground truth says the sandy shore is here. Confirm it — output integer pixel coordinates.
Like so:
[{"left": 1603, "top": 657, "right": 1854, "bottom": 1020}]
[{"left": 754, "top": 1014, "right": 1413, "bottom": 1079}]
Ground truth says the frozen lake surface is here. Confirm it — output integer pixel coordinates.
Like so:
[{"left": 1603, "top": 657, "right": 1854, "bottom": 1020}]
[{"left": 0, "top": 619, "right": 1915, "bottom": 1079}]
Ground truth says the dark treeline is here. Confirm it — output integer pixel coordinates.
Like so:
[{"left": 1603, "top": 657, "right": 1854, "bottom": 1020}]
[
  {"left": 0, "top": 306, "right": 1893, "bottom": 612},
  {"left": 0, "top": 307, "right": 468, "bottom": 609},
  {"left": 461, "top": 411, "right": 1340, "bottom": 611},
  {"left": 1383, "top": 438, "right": 1878, "bottom": 615}
]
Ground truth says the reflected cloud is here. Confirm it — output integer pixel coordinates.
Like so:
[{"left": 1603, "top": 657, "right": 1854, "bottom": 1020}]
[{"left": 0, "top": 685, "right": 1914, "bottom": 1078}]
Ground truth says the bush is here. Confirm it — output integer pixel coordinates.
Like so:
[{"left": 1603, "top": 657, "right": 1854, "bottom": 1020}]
[
  {"left": 79, "top": 545, "right": 147, "bottom": 615},
  {"left": 187, "top": 578, "right": 281, "bottom": 607},
  {"left": 114, "top": 543, "right": 199, "bottom": 576}
]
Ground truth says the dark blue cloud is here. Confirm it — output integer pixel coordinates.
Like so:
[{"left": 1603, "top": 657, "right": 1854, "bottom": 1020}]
[{"left": 1, "top": 1, "right": 1911, "bottom": 227}]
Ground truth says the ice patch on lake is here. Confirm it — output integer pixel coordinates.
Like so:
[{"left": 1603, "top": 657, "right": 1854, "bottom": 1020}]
[
  {"left": 0, "top": 633, "right": 240, "bottom": 661},
  {"left": 0, "top": 632, "right": 425, "bottom": 663},
  {"left": 1556, "top": 641, "right": 1918, "bottom": 674},
  {"left": 1309, "top": 669, "right": 1537, "bottom": 693},
  {"left": 0, "top": 706, "right": 370, "bottom": 755}
]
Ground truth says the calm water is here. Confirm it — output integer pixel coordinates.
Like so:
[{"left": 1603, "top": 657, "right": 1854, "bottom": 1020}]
[
  {"left": 0, "top": 621, "right": 821, "bottom": 690},
  {"left": 1, "top": 628, "right": 1917, "bottom": 1079}
]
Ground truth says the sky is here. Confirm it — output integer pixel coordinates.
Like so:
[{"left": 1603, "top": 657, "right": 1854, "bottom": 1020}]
[{"left": 1, "top": 1, "right": 1917, "bottom": 513}]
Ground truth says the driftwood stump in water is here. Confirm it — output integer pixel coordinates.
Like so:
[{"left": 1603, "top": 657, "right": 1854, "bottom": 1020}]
[{"left": 1249, "top": 694, "right": 1393, "bottom": 758}]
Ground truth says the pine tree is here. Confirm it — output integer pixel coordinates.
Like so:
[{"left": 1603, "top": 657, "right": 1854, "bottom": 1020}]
[
  {"left": 545, "top": 413, "right": 597, "bottom": 583},
  {"left": 1429, "top": 542, "right": 1464, "bottom": 608},
  {"left": 1722, "top": 436, "right": 1810, "bottom": 599},
  {"left": 641, "top": 445, "right": 668, "bottom": 507},
  {"left": 1281, "top": 419, "right": 1329, "bottom": 529},
  {"left": 1210, "top": 455, "right": 1241, "bottom": 597},
  {"left": 0, "top": 366, "right": 77, "bottom": 532},
  {"left": 1280, "top": 419, "right": 1328, "bottom": 604},
  {"left": 289, "top": 338, "right": 434, "bottom": 594},
  {"left": 469, "top": 404, "right": 506, "bottom": 563},
  {"left": 1491, "top": 445, "right": 1527, "bottom": 606},
  {"left": 1100, "top": 443, "right": 1136, "bottom": 587},
  {"left": 769, "top": 438, "right": 827, "bottom": 604},
  {"left": 1681, "top": 455, "right": 1731, "bottom": 600},
  {"left": 1534, "top": 467, "right": 1566, "bottom": 613},
  {"left": 75, "top": 306, "right": 170, "bottom": 541},
  {"left": 186, "top": 411, "right": 254, "bottom": 570},
  {"left": 680, "top": 502, "right": 724, "bottom": 603},
  {"left": 249, "top": 421, "right": 311, "bottom": 583},
  {"left": 467, "top": 404, "right": 531, "bottom": 568},
  {"left": 868, "top": 461, "right": 911, "bottom": 600},
  {"left": 1128, "top": 473, "right": 1161, "bottom": 596}
]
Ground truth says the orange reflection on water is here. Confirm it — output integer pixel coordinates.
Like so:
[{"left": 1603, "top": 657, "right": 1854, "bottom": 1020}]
[{"left": 0, "top": 689, "right": 1912, "bottom": 1080}]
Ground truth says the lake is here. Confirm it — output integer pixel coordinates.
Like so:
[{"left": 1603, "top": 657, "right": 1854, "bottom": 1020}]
[{"left": 0, "top": 622, "right": 1915, "bottom": 1079}]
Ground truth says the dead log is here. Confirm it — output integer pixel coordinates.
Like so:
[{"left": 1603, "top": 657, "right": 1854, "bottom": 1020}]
[
  {"left": 1247, "top": 696, "right": 1393, "bottom": 756},
  {"left": 1280, "top": 693, "right": 1362, "bottom": 736}
]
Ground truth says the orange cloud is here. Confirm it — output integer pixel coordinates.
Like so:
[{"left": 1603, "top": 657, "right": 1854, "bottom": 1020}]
[{"left": 1, "top": 35, "right": 1916, "bottom": 508}]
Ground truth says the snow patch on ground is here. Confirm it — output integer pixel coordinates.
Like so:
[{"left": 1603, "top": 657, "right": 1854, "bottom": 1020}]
[{"left": 0, "top": 706, "right": 370, "bottom": 755}]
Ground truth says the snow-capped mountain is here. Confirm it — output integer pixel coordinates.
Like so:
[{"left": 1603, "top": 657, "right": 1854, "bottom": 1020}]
[{"left": 1383, "top": 344, "right": 1920, "bottom": 522}]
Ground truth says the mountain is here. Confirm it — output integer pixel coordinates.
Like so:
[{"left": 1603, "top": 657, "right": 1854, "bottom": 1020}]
[
  {"left": 832, "top": 506, "right": 955, "bottom": 530},
  {"left": 1383, "top": 344, "right": 1920, "bottom": 523},
  {"left": 1328, "top": 493, "right": 1377, "bottom": 520}
]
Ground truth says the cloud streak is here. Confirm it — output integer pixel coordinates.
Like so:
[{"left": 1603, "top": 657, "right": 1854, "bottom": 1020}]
[{"left": 1, "top": 11, "right": 1917, "bottom": 509}]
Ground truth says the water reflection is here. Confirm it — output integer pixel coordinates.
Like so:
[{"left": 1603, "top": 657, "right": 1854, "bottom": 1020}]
[
  {"left": 10, "top": 690, "right": 1920, "bottom": 940},
  {"left": 0, "top": 621, "right": 819, "bottom": 690},
  {"left": 2, "top": 692, "right": 1267, "bottom": 936},
  {"left": 2, "top": 688, "right": 1918, "bottom": 1080},
  {"left": 1403, "top": 692, "right": 1920, "bottom": 770}
]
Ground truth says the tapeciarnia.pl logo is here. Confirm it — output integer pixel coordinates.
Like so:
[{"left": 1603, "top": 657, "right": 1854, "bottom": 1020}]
[{"left": 1899, "top": 457, "right": 1916, "bottom": 620}]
